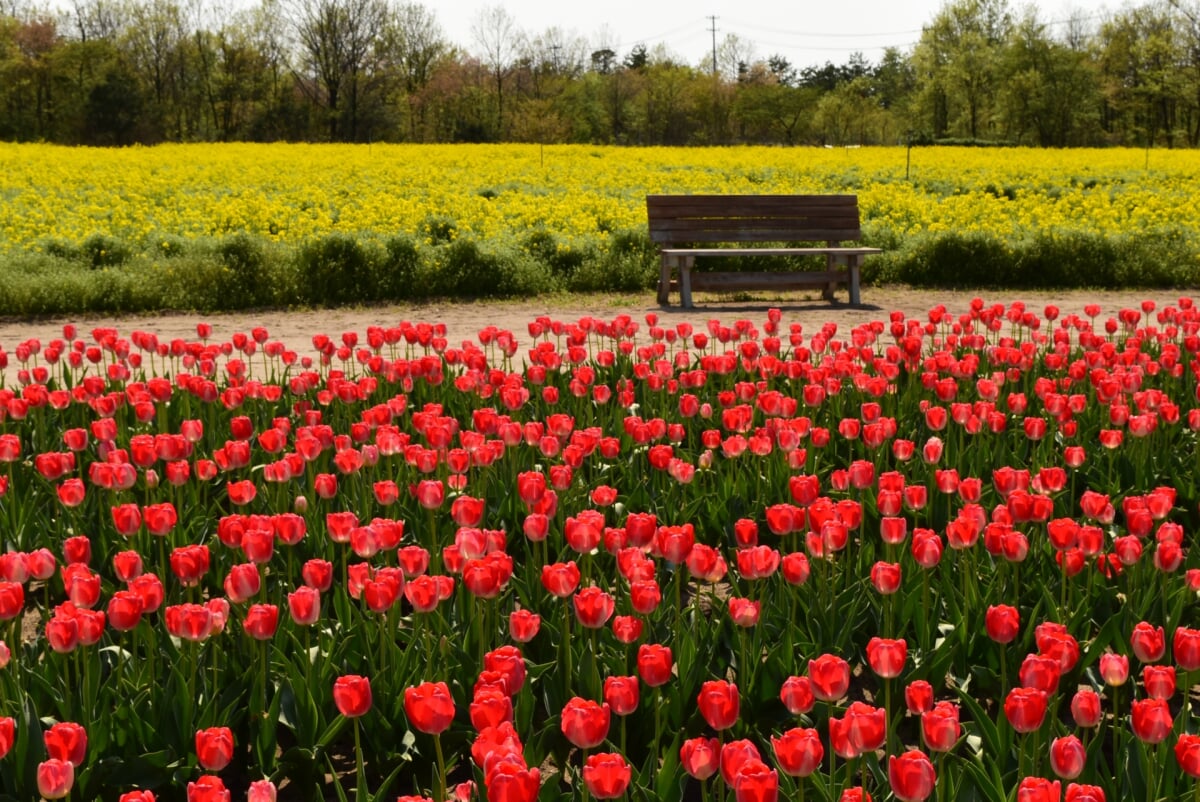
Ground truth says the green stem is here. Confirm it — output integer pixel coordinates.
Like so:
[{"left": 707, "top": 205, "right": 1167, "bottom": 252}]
[
  {"left": 434, "top": 733, "right": 447, "bottom": 802},
  {"left": 353, "top": 717, "right": 368, "bottom": 802}
]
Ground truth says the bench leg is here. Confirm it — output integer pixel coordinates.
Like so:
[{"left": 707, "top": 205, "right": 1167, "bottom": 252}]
[
  {"left": 680, "top": 257, "right": 694, "bottom": 309},
  {"left": 823, "top": 252, "right": 837, "bottom": 302},
  {"left": 848, "top": 258, "right": 861, "bottom": 307},
  {"left": 657, "top": 255, "right": 671, "bottom": 305}
]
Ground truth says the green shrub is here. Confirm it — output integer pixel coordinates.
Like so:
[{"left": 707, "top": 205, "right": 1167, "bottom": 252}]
[
  {"left": 295, "top": 234, "right": 380, "bottom": 306},
  {"left": 379, "top": 236, "right": 420, "bottom": 301},
  {"left": 423, "top": 237, "right": 555, "bottom": 299},
  {"left": 421, "top": 215, "right": 457, "bottom": 245},
  {"left": 218, "top": 234, "right": 274, "bottom": 307},
  {"left": 523, "top": 229, "right": 588, "bottom": 279},
  {"left": 81, "top": 234, "right": 132, "bottom": 268}
]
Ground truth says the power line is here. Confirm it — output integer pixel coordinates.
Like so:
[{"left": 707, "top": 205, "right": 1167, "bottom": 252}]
[{"left": 708, "top": 15, "right": 718, "bottom": 77}]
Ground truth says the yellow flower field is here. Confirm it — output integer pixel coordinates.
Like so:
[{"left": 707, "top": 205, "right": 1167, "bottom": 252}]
[{"left": 2, "top": 143, "right": 1197, "bottom": 254}]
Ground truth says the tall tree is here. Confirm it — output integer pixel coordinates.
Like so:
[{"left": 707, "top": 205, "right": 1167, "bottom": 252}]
[
  {"left": 287, "top": 0, "right": 386, "bottom": 140},
  {"left": 912, "top": 0, "right": 1013, "bottom": 139},
  {"left": 470, "top": 4, "right": 520, "bottom": 139}
]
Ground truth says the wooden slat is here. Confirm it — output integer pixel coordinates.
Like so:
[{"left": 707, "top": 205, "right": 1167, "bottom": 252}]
[
  {"left": 689, "top": 271, "right": 848, "bottom": 290},
  {"left": 646, "top": 194, "right": 863, "bottom": 244},
  {"left": 662, "top": 247, "right": 882, "bottom": 257}
]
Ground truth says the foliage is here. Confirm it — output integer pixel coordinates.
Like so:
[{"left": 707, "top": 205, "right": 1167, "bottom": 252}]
[
  {"left": 0, "top": 142, "right": 1196, "bottom": 313},
  {"left": 1, "top": 0, "right": 1200, "bottom": 146},
  {"left": 0, "top": 299, "right": 1199, "bottom": 802}
]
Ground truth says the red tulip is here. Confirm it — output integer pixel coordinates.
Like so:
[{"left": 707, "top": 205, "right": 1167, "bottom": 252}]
[
  {"left": 0, "top": 716, "right": 12, "bottom": 759},
  {"left": 119, "top": 791, "right": 157, "bottom": 802},
  {"left": 1130, "top": 698, "right": 1172, "bottom": 743},
  {"left": 780, "top": 675, "right": 814, "bottom": 715},
  {"left": 728, "top": 597, "right": 760, "bottom": 627},
  {"left": 921, "top": 701, "right": 960, "bottom": 752},
  {"left": 720, "top": 739, "right": 762, "bottom": 787},
  {"left": 1019, "top": 654, "right": 1061, "bottom": 695},
  {"left": 287, "top": 586, "right": 320, "bottom": 626},
  {"left": 560, "top": 697, "right": 610, "bottom": 749},
  {"left": 838, "top": 788, "right": 872, "bottom": 802},
  {"left": 844, "top": 701, "right": 886, "bottom": 752},
  {"left": 1049, "top": 735, "right": 1085, "bottom": 780},
  {"left": 246, "top": 780, "right": 276, "bottom": 802},
  {"left": 187, "top": 774, "right": 231, "bottom": 802},
  {"left": 637, "top": 644, "right": 673, "bottom": 687},
  {"left": 0, "top": 582, "right": 22, "bottom": 621},
  {"left": 772, "top": 727, "right": 822, "bottom": 777},
  {"left": 1063, "top": 784, "right": 1105, "bottom": 802},
  {"left": 224, "top": 563, "right": 261, "bottom": 604},
  {"left": 484, "top": 756, "right": 540, "bottom": 802},
  {"left": 888, "top": 750, "right": 936, "bottom": 802},
  {"left": 508, "top": 610, "right": 540, "bottom": 643},
  {"left": 698, "top": 680, "right": 740, "bottom": 730},
  {"left": 985, "top": 605, "right": 1020, "bottom": 644},
  {"left": 679, "top": 736, "right": 721, "bottom": 781},
  {"left": 1004, "top": 687, "right": 1048, "bottom": 733},
  {"left": 484, "top": 646, "right": 526, "bottom": 694},
  {"left": 733, "top": 759, "right": 778, "bottom": 802},
  {"left": 170, "top": 545, "right": 210, "bottom": 587},
  {"left": 1016, "top": 777, "right": 1061, "bottom": 802},
  {"left": 1176, "top": 733, "right": 1200, "bottom": 778},
  {"left": 573, "top": 587, "right": 615, "bottom": 628},
  {"left": 866, "top": 637, "right": 907, "bottom": 678},
  {"left": 1174, "top": 626, "right": 1200, "bottom": 670},
  {"left": 630, "top": 580, "right": 662, "bottom": 614},
  {"left": 106, "top": 590, "right": 144, "bottom": 632},
  {"left": 112, "top": 550, "right": 143, "bottom": 582},
  {"left": 333, "top": 675, "right": 372, "bottom": 718},
  {"left": 1099, "top": 652, "right": 1129, "bottom": 686},
  {"left": 1130, "top": 621, "right": 1165, "bottom": 662},
  {"left": 37, "top": 759, "right": 75, "bottom": 800},
  {"left": 808, "top": 654, "right": 850, "bottom": 702},
  {"left": 1143, "top": 665, "right": 1176, "bottom": 699},
  {"left": 242, "top": 604, "right": 278, "bottom": 640},
  {"left": 195, "top": 727, "right": 234, "bottom": 772},
  {"left": 869, "top": 561, "right": 901, "bottom": 594},
  {"left": 111, "top": 503, "right": 143, "bottom": 536},
  {"left": 611, "top": 615, "right": 643, "bottom": 644},
  {"left": 44, "top": 721, "right": 87, "bottom": 766},
  {"left": 405, "top": 681, "right": 455, "bottom": 734},
  {"left": 1070, "top": 688, "right": 1101, "bottom": 728},
  {"left": 905, "top": 680, "right": 934, "bottom": 715},
  {"left": 413, "top": 479, "right": 444, "bottom": 509},
  {"left": 582, "top": 752, "right": 631, "bottom": 799},
  {"left": 603, "top": 676, "right": 640, "bottom": 716}
]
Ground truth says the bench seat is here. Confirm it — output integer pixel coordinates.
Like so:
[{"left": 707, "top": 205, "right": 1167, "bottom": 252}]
[{"left": 647, "top": 195, "right": 880, "bottom": 308}]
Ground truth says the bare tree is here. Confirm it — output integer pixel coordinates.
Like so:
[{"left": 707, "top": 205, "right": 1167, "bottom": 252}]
[
  {"left": 69, "top": 0, "right": 127, "bottom": 42},
  {"left": 287, "top": 0, "right": 386, "bottom": 140},
  {"left": 471, "top": 5, "right": 521, "bottom": 137},
  {"left": 376, "top": 2, "right": 447, "bottom": 139}
]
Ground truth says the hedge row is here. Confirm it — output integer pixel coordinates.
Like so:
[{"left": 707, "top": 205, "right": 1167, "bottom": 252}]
[{"left": 0, "top": 227, "right": 1194, "bottom": 315}]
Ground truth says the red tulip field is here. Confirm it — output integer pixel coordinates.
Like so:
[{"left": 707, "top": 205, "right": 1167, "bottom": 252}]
[{"left": 2, "top": 298, "right": 1200, "bottom": 802}]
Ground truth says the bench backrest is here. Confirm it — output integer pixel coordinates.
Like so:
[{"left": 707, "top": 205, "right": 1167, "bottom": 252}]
[{"left": 646, "top": 194, "right": 862, "bottom": 245}]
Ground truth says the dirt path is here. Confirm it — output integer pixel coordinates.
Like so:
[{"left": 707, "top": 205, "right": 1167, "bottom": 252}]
[{"left": 0, "top": 287, "right": 1187, "bottom": 380}]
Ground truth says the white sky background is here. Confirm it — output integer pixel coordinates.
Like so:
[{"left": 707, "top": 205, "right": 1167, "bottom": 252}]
[{"left": 438, "top": 0, "right": 1101, "bottom": 71}]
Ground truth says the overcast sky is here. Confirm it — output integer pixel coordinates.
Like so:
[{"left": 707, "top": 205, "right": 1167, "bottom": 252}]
[{"left": 440, "top": 0, "right": 1102, "bottom": 70}]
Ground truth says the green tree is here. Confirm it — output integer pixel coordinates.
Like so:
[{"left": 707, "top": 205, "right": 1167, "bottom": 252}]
[
  {"left": 996, "top": 10, "right": 1101, "bottom": 145},
  {"left": 912, "top": 0, "right": 1013, "bottom": 140}
]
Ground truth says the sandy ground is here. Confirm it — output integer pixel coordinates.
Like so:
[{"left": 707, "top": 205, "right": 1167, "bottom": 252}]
[{"left": 0, "top": 286, "right": 1190, "bottom": 379}]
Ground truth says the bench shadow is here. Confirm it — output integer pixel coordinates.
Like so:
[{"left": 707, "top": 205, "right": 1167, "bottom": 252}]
[{"left": 654, "top": 299, "right": 885, "bottom": 317}]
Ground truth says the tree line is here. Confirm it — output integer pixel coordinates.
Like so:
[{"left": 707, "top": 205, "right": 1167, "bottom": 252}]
[{"left": 2, "top": 0, "right": 1200, "bottom": 148}]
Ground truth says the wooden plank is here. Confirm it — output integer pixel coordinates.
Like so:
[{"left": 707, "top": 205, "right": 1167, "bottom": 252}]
[
  {"left": 689, "top": 271, "right": 849, "bottom": 290},
  {"left": 661, "top": 247, "right": 882, "bottom": 257}
]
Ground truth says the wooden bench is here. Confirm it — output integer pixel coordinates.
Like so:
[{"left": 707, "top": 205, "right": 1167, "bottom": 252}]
[{"left": 647, "top": 194, "right": 881, "bottom": 308}]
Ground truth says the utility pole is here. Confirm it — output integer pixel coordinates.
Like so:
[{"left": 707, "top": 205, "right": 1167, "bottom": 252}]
[{"left": 708, "top": 15, "right": 719, "bottom": 77}]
